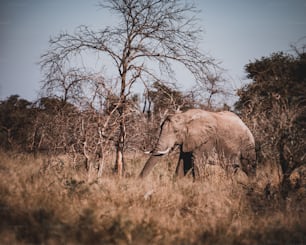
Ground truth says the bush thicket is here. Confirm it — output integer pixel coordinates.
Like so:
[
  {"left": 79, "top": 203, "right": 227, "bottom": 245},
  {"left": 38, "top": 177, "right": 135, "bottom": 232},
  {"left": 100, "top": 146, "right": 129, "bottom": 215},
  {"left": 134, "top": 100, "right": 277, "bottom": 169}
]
[{"left": 235, "top": 51, "right": 306, "bottom": 195}]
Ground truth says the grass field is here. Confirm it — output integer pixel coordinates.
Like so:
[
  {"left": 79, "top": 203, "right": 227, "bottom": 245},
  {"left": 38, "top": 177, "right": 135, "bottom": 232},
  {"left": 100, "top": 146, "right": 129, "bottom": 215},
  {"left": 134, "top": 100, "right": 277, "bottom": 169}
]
[{"left": 0, "top": 151, "right": 305, "bottom": 245}]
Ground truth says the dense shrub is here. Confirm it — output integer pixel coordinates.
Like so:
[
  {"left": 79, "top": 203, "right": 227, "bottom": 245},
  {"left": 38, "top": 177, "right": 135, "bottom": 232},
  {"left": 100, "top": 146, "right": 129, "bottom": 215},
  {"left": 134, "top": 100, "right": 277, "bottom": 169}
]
[{"left": 235, "top": 51, "right": 306, "bottom": 194}]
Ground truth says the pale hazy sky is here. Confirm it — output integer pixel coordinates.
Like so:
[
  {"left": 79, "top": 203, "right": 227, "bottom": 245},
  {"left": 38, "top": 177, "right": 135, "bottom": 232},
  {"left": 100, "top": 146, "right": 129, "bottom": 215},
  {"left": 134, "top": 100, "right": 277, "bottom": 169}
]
[{"left": 0, "top": 0, "right": 305, "bottom": 102}]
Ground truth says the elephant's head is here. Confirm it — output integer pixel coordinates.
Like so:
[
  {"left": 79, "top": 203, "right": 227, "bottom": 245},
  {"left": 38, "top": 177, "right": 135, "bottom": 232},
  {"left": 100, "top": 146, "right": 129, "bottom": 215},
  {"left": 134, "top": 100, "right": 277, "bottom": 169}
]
[
  {"left": 151, "top": 115, "right": 184, "bottom": 155},
  {"left": 139, "top": 114, "right": 184, "bottom": 178}
]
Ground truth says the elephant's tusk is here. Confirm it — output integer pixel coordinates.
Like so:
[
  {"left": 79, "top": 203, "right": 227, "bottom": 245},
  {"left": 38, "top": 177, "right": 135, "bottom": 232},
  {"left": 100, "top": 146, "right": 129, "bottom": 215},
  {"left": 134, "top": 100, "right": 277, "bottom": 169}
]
[{"left": 152, "top": 147, "right": 171, "bottom": 156}]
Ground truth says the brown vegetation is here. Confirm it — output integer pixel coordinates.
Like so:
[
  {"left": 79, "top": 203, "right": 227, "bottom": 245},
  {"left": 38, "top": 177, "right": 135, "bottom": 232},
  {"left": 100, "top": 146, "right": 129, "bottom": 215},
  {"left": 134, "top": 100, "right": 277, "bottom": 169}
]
[
  {"left": 236, "top": 51, "right": 306, "bottom": 195},
  {"left": 0, "top": 4, "right": 305, "bottom": 241},
  {"left": 0, "top": 151, "right": 305, "bottom": 245},
  {"left": 0, "top": 50, "right": 305, "bottom": 244}
]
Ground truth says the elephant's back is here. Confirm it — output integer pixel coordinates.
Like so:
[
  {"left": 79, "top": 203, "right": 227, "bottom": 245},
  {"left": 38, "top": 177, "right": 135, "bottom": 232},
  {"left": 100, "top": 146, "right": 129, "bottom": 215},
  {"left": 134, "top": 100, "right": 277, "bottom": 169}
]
[
  {"left": 181, "top": 110, "right": 254, "bottom": 144},
  {"left": 215, "top": 111, "right": 255, "bottom": 145},
  {"left": 182, "top": 109, "right": 216, "bottom": 122}
]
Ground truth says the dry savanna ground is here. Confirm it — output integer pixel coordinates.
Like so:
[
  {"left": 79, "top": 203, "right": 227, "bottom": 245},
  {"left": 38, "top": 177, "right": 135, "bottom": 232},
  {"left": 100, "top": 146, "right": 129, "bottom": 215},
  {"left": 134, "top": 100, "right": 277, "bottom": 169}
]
[{"left": 0, "top": 151, "right": 305, "bottom": 245}]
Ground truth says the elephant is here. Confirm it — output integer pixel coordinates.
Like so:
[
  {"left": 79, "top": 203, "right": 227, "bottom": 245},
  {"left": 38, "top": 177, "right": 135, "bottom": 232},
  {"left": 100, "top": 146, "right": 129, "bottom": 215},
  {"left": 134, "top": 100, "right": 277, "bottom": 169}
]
[{"left": 139, "top": 109, "right": 256, "bottom": 179}]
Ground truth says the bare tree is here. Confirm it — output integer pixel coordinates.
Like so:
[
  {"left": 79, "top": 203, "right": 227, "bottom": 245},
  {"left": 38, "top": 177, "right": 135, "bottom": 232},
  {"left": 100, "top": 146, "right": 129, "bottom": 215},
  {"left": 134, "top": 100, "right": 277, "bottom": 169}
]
[{"left": 40, "top": 0, "right": 219, "bottom": 176}]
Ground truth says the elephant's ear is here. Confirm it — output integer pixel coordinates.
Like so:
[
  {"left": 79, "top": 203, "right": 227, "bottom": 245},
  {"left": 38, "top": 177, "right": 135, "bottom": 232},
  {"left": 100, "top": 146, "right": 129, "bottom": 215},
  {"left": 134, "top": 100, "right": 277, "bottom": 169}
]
[{"left": 182, "top": 118, "right": 215, "bottom": 152}]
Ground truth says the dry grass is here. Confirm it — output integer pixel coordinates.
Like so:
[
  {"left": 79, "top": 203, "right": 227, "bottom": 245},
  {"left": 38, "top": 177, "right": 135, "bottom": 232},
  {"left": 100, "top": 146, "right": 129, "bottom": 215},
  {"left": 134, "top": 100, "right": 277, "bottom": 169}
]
[{"left": 0, "top": 151, "right": 305, "bottom": 245}]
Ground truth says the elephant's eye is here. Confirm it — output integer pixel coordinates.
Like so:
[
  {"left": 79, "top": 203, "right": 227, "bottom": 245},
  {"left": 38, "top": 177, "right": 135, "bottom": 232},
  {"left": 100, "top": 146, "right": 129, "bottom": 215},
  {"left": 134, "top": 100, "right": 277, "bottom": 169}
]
[{"left": 172, "top": 126, "right": 178, "bottom": 133}]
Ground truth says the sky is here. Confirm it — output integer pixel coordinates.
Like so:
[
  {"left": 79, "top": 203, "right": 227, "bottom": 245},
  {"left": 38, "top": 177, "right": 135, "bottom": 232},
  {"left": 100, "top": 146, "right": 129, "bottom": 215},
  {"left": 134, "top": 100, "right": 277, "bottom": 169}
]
[{"left": 0, "top": 0, "right": 305, "bottom": 104}]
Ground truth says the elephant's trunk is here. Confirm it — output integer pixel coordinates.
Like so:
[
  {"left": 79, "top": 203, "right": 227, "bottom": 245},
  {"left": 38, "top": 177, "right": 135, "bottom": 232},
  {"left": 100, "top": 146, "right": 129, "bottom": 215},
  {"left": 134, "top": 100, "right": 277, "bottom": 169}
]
[{"left": 139, "top": 155, "right": 160, "bottom": 178}]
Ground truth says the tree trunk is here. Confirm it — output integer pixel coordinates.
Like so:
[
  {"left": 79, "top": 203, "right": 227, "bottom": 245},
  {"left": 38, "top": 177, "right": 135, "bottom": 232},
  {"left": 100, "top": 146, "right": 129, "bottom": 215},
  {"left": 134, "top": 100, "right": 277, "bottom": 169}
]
[
  {"left": 115, "top": 123, "right": 125, "bottom": 177},
  {"left": 114, "top": 93, "right": 126, "bottom": 177},
  {"left": 114, "top": 57, "right": 128, "bottom": 177}
]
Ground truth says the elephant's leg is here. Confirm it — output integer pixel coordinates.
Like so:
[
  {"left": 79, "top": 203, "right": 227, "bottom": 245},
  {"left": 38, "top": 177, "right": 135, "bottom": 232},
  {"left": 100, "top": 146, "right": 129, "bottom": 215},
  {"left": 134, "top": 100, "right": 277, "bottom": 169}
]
[
  {"left": 193, "top": 164, "right": 200, "bottom": 179},
  {"left": 192, "top": 149, "right": 213, "bottom": 180},
  {"left": 240, "top": 149, "right": 256, "bottom": 177},
  {"left": 175, "top": 155, "right": 185, "bottom": 177},
  {"left": 182, "top": 152, "right": 193, "bottom": 176},
  {"left": 192, "top": 151, "right": 201, "bottom": 179},
  {"left": 175, "top": 151, "right": 193, "bottom": 177}
]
